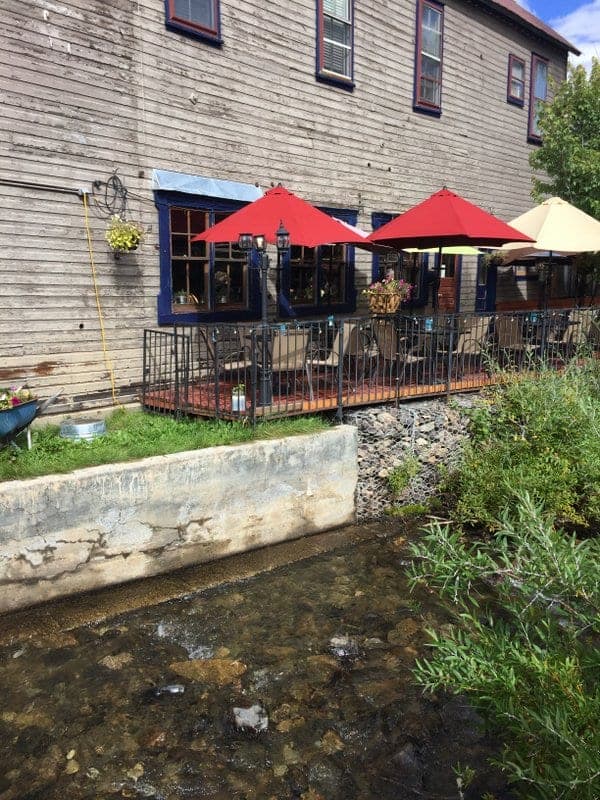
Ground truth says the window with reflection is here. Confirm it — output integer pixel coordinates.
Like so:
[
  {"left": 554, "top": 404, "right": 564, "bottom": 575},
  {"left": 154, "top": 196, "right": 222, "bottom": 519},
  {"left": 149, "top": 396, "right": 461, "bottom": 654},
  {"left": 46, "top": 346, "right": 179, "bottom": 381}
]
[
  {"left": 169, "top": 207, "right": 247, "bottom": 313},
  {"left": 155, "top": 192, "right": 253, "bottom": 323},
  {"left": 414, "top": 0, "right": 444, "bottom": 114},
  {"left": 507, "top": 54, "right": 525, "bottom": 106},
  {"left": 528, "top": 54, "right": 548, "bottom": 142},
  {"left": 165, "top": 0, "right": 221, "bottom": 43},
  {"left": 288, "top": 244, "right": 348, "bottom": 311},
  {"left": 317, "top": 0, "right": 354, "bottom": 87},
  {"left": 370, "top": 215, "right": 429, "bottom": 308}
]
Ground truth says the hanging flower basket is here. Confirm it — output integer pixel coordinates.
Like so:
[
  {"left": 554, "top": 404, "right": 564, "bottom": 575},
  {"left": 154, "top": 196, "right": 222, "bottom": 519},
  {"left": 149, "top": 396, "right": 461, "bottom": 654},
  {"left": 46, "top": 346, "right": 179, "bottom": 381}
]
[
  {"left": 368, "top": 293, "right": 403, "bottom": 314},
  {"left": 363, "top": 277, "right": 412, "bottom": 315},
  {"left": 105, "top": 215, "right": 144, "bottom": 253}
]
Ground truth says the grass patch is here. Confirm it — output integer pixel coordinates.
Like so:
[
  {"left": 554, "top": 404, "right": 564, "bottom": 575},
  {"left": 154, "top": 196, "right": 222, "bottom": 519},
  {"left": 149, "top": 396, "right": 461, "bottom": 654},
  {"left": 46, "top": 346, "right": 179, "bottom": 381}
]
[{"left": 0, "top": 410, "right": 329, "bottom": 482}]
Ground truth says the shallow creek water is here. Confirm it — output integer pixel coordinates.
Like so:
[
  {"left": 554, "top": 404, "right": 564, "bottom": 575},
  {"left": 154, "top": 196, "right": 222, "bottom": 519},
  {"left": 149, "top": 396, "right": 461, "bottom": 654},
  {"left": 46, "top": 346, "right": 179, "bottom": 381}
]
[{"left": 0, "top": 523, "right": 513, "bottom": 800}]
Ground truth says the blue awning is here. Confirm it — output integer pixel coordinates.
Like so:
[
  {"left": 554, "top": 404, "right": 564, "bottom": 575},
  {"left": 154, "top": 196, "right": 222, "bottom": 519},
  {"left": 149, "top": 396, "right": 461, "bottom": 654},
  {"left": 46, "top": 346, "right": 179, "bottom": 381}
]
[{"left": 151, "top": 169, "right": 263, "bottom": 202}]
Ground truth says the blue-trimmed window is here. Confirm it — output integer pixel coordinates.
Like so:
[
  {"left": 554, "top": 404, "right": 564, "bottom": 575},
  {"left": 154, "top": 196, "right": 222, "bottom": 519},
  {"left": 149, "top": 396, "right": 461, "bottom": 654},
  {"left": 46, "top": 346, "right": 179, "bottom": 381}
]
[
  {"left": 371, "top": 212, "right": 429, "bottom": 307},
  {"left": 316, "top": 0, "right": 354, "bottom": 89},
  {"left": 414, "top": 0, "right": 444, "bottom": 115},
  {"left": 165, "top": 0, "right": 221, "bottom": 45},
  {"left": 155, "top": 192, "right": 260, "bottom": 324},
  {"left": 528, "top": 53, "right": 548, "bottom": 143},
  {"left": 279, "top": 207, "right": 357, "bottom": 317},
  {"left": 507, "top": 54, "right": 525, "bottom": 106}
]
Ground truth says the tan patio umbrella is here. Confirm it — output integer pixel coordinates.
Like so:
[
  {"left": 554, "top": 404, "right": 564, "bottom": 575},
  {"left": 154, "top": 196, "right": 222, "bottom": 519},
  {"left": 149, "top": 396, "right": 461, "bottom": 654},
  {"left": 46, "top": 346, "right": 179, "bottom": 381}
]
[
  {"left": 501, "top": 197, "right": 600, "bottom": 256},
  {"left": 500, "top": 197, "right": 600, "bottom": 309}
]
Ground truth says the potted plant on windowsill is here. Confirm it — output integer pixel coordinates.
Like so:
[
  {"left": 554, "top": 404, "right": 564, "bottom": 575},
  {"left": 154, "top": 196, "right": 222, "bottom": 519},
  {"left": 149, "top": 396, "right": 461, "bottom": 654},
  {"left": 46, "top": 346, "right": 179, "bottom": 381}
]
[
  {"left": 105, "top": 215, "right": 144, "bottom": 254},
  {"left": 363, "top": 276, "right": 412, "bottom": 314}
]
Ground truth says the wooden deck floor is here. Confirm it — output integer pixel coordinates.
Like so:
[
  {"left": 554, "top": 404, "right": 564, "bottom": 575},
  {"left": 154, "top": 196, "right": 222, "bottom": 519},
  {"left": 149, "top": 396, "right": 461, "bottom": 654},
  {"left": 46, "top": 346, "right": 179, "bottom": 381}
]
[{"left": 143, "top": 370, "right": 494, "bottom": 420}]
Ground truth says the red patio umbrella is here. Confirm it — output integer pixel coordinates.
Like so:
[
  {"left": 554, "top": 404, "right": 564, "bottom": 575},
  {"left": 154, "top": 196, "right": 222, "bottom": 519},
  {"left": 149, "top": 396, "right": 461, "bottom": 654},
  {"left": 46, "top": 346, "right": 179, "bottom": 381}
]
[
  {"left": 367, "top": 188, "right": 534, "bottom": 310},
  {"left": 367, "top": 188, "right": 535, "bottom": 249},
  {"left": 191, "top": 185, "right": 369, "bottom": 247}
]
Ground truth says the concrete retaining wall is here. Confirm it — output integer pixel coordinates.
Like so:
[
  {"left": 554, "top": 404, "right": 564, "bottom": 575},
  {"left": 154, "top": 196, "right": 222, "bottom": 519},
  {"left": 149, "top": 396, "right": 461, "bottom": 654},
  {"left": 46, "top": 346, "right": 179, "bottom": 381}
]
[{"left": 0, "top": 427, "right": 357, "bottom": 613}]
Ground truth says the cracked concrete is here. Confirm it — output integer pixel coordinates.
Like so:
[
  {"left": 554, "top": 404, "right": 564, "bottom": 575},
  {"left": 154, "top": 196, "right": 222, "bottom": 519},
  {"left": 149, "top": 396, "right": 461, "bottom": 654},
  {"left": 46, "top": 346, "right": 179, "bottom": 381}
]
[{"left": 0, "top": 428, "right": 357, "bottom": 612}]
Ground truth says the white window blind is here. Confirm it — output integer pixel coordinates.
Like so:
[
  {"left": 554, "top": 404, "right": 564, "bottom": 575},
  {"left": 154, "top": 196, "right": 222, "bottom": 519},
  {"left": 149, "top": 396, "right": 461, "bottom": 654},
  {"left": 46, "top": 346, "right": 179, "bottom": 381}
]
[{"left": 322, "top": 0, "right": 352, "bottom": 78}]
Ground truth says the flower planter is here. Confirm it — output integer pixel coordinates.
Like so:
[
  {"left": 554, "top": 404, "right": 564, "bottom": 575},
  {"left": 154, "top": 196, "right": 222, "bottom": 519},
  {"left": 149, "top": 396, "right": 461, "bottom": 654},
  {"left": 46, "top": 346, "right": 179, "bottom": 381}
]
[{"left": 368, "top": 293, "right": 403, "bottom": 315}]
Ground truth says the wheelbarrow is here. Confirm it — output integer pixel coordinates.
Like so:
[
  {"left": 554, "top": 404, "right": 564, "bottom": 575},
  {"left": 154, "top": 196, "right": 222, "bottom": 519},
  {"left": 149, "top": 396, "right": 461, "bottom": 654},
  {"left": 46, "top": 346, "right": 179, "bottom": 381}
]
[{"left": 0, "top": 391, "right": 62, "bottom": 449}]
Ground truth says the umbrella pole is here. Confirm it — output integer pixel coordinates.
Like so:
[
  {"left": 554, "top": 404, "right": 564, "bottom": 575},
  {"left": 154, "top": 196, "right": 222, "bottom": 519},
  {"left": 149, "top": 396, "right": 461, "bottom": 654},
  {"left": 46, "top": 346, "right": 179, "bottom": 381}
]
[{"left": 432, "top": 246, "right": 442, "bottom": 313}]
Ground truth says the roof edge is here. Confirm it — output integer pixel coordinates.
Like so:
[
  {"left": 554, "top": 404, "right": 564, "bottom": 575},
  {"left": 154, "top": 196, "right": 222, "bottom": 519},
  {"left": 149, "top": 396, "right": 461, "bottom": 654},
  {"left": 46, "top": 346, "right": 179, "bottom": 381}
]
[{"left": 475, "top": 0, "right": 581, "bottom": 56}]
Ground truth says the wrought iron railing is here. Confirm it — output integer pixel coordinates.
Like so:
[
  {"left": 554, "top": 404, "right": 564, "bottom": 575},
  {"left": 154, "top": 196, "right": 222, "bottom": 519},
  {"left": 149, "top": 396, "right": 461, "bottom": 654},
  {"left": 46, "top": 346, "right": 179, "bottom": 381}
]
[{"left": 142, "top": 307, "right": 600, "bottom": 422}]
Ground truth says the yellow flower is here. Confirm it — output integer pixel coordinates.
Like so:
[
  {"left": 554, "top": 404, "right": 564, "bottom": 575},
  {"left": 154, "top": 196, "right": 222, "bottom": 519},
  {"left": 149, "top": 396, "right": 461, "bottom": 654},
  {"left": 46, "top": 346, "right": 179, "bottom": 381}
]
[{"left": 105, "top": 215, "right": 144, "bottom": 252}]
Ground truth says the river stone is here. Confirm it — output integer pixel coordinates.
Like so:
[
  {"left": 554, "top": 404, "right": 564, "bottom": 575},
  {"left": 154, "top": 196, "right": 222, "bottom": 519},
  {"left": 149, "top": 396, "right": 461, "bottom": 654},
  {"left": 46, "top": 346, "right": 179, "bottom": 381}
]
[
  {"left": 305, "top": 655, "right": 339, "bottom": 686},
  {"left": 387, "top": 618, "right": 421, "bottom": 645},
  {"left": 319, "top": 729, "right": 344, "bottom": 754},
  {"left": 99, "top": 652, "right": 132, "bottom": 670},
  {"left": 169, "top": 658, "right": 247, "bottom": 686},
  {"left": 233, "top": 704, "right": 269, "bottom": 733},
  {"left": 282, "top": 743, "right": 301, "bottom": 765}
]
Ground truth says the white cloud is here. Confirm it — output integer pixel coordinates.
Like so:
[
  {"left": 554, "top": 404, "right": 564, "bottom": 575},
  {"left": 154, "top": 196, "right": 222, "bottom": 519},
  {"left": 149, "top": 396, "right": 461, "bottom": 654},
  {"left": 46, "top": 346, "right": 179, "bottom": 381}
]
[{"left": 550, "top": 1, "right": 600, "bottom": 71}]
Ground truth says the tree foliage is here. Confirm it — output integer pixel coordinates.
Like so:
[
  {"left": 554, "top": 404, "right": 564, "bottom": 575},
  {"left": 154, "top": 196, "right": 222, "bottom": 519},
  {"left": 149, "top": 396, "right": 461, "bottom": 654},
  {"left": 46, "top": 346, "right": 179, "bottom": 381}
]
[{"left": 529, "top": 59, "right": 600, "bottom": 219}]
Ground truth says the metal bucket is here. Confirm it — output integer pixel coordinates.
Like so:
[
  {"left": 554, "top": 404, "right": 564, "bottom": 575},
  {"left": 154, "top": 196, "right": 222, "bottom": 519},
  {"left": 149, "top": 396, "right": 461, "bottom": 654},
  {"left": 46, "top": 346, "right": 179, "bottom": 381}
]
[{"left": 59, "top": 418, "right": 106, "bottom": 441}]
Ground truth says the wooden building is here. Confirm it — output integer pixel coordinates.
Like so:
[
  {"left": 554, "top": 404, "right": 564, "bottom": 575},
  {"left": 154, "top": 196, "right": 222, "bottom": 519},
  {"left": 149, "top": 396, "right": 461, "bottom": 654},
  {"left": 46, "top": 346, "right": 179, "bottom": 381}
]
[{"left": 0, "top": 0, "right": 578, "bottom": 413}]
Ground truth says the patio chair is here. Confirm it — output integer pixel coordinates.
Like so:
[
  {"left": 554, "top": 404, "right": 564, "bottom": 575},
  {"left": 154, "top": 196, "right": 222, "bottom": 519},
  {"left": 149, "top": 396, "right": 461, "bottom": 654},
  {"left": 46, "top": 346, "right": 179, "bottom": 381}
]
[
  {"left": 373, "top": 319, "right": 424, "bottom": 385},
  {"left": 493, "top": 315, "right": 539, "bottom": 368},
  {"left": 452, "top": 315, "right": 492, "bottom": 377},
  {"left": 308, "top": 321, "right": 367, "bottom": 393},
  {"left": 195, "top": 326, "right": 253, "bottom": 383},
  {"left": 269, "top": 328, "right": 312, "bottom": 399},
  {"left": 567, "top": 309, "right": 599, "bottom": 350}
]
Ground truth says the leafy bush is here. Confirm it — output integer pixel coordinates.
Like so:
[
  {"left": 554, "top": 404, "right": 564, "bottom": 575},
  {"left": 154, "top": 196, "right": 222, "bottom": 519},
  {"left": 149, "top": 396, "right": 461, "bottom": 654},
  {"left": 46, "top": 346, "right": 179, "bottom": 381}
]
[
  {"left": 443, "top": 361, "right": 600, "bottom": 530},
  {"left": 409, "top": 494, "right": 600, "bottom": 800},
  {"left": 387, "top": 455, "right": 421, "bottom": 495}
]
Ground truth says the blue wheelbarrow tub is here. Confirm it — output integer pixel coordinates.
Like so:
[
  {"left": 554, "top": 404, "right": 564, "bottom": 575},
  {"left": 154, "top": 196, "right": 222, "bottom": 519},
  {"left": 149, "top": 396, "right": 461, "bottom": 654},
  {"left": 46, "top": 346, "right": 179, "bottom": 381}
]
[{"left": 0, "top": 400, "right": 40, "bottom": 444}]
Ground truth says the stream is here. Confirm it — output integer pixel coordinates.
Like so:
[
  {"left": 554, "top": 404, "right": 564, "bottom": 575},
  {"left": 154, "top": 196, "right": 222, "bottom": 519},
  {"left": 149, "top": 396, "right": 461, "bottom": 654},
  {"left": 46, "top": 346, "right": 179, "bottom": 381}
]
[{"left": 0, "top": 522, "right": 513, "bottom": 800}]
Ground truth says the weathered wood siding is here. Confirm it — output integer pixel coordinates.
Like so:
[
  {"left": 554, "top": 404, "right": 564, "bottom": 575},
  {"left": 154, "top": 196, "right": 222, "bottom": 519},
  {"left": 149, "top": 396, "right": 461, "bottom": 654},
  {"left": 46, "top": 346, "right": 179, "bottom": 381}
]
[{"left": 0, "top": 0, "right": 568, "bottom": 412}]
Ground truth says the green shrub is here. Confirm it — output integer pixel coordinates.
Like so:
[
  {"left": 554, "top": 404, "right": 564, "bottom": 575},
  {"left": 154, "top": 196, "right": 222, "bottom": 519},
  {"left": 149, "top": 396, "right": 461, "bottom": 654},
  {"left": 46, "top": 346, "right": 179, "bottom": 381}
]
[
  {"left": 443, "top": 361, "right": 600, "bottom": 530},
  {"left": 384, "top": 502, "right": 429, "bottom": 519},
  {"left": 409, "top": 494, "right": 600, "bottom": 800},
  {"left": 387, "top": 455, "right": 420, "bottom": 495}
]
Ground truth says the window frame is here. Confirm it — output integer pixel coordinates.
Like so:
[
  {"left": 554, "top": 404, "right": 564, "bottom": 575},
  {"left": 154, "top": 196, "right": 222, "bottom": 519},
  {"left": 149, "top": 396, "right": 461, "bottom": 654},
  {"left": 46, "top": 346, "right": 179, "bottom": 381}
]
[
  {"left": 155, "top": 191, "right": 260, "bottom": 325},
  {"left": 371, "top": 212, "right": 429, "bottom": 308},
  {"left": 316, "top": 0, "right": 355, "bottom": 91},
  {"left": 507, "top": 53, "right": 526, "bottom": 107},
  {"left": 164, "top": 0, "right": 222, "bottom": 46},
  {"left": 413, "top": 0, "right": 444, "bottom": 116},
  {"left": 278, "top": 206, "right": 357, "bottom": 318},
  {"left": 528, "top": 53, "right": 549, "bottom": 144}
]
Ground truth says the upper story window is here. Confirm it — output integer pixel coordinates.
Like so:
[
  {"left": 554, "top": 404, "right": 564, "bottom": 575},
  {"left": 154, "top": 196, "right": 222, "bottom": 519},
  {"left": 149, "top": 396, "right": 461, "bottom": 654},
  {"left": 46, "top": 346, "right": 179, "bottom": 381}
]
[
  {"left": 528, "top": 54, "right": 549, "bottom": 142},
  {"left": 165, "top": 0, "right": 221, "bottom": 45},
  {"left": 507, "top": 54, "right": 525, "bottom": 106},
  {"left": 414, "top": 0, "right": 444, "bottom": 115},
  {"left": 317, "top": 0, "right": 354, "bottom": 89}
]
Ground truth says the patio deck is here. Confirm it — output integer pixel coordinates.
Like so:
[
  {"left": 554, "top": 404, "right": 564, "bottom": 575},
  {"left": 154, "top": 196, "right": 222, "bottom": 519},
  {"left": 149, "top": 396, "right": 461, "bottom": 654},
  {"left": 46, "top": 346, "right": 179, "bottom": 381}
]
[{"left": 142, "top": 308, "right": 599, "bottom": 421}]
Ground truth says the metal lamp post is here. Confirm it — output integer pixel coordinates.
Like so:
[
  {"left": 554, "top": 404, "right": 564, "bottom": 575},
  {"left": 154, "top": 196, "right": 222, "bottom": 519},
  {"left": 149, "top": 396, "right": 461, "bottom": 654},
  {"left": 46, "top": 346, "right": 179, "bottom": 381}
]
[{"left": 238, "top": 225, "right": 290, "bottom": 406}]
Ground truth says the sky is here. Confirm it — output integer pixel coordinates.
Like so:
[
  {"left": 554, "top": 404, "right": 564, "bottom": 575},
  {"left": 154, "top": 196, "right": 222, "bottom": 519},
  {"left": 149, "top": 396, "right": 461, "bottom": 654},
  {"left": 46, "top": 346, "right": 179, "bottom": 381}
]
[{"left": 516, "top": 0, "right": 600, "bottom": 70}]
